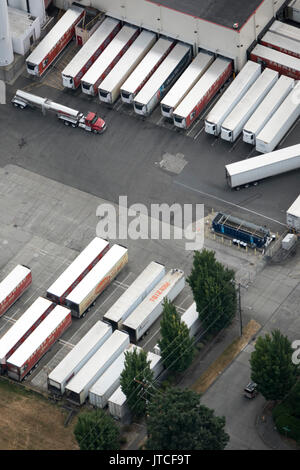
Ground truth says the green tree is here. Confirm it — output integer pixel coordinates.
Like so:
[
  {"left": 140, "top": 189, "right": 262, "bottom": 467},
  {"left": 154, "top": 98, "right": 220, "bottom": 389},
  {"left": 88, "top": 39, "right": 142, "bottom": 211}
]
[
  {"left": 158, "top": 299, "right": 194, "bottom": 373},
  {"left": 250, "top": 329, "right": 299, "bottom": 401},
  {"left": 120, "top": 348, "right": 154, "bottom": 418},
  {"left": 187, "top": 249, "right": 236, "bottom": 334},
  {"left": 74, "top": 409, "right": 120, "bottom": 450},
  {"left": 146, "top": 387, "right": 229, "bottom": 450}
]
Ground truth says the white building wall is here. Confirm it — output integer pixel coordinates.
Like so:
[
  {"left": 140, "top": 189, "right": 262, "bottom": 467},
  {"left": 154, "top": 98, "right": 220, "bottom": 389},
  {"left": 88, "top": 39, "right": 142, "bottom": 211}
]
[{"left": 53, "top": 0, "right": 287, "bottom": 71}]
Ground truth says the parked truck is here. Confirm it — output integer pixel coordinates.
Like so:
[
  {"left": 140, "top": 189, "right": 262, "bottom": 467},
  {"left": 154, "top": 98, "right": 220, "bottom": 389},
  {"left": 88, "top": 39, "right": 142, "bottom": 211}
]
[
  {"left": 173, "top": 57, "right": 233, "bottom": 130},
  {"left": 12, "top": 90, "right": 106, "bottom": 134},
  {"left": 65, "top": 330, "right": 130, "bottom": 405},
  {"left": 47, "top": 321, "right": 112, "bottom": 395},
  {"left": 103, "top": 261, "right": 165, "bottom": 330},
  {"left": 7, "top": 306, "right": 72, "bottom": 381},
  {"left": 47, "top": 237, "right": 109, "bottom": 305},
  {"left": 65, "top": 244, "right": 128, "bottom": 318},
  {"left": 122, "top": 269, "right": 185, "bottom": 343},
  {"left": 250, "top": 44, "right": 300, "bottom": 80},
  {"left": 205, "top": 61, "right": 261, "bottom": 136},
  {"left": 256, "top": 82, "right": 300, "bottom": 153},
  {"left": 243, "top": 75, "right": 294, "bottom": 145},
  {"left": 225, "top": 143, "right": 300, "bottom": 189},
  {"left": 221, "top": 68, "right": 279, "bottom": 142},
  {"left": 287, "top": 195, "right": 300, "bottom": 232},
  {"left": 0, "top": 297, "right": 54, "bottom": 372},
  {"left": 0, "top": 265, "right": 32, "bottom": 318}
]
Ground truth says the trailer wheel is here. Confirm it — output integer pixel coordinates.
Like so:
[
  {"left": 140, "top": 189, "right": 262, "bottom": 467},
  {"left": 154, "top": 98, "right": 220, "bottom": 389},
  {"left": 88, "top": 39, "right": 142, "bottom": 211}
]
[
  {"left": 13, "top": 103, "right": 19, "bottom": 108},
  {"left": 93, "top": 130, "right": 98, "bottom": 134},
  {"left": 71, "top": 124, "right": 76, "bottom": 128},
  {"left": 64, "top": 121, "right": 70, "bottom": 126}
]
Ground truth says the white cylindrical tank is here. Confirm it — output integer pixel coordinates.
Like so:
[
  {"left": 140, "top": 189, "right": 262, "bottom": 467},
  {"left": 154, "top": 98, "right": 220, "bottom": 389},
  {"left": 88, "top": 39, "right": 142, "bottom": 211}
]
[
  {"left": 7, "top": 0, "right": 28, "bottom": 11},
  {"left": 29, "top": 0, "right": 46, "bottom": 26},
  {"left": 0, "top": 0, "right": 14, "bottom": 66}
]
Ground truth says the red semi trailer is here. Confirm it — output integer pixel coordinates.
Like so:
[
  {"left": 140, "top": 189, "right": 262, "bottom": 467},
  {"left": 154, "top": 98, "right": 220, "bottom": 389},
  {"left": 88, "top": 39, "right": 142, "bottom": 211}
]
[
  {"left": 7, "top": 306, "right": 72, "bottom": 381},
  {"left": 0, "top": 265, "right": 32, "bottom": 318},
  {"left": 250, "top": 44, "right": 300, "bottom": 80},
  {"left": 47, "top": 237, "right": 109, "bottom": 304},
  {"left": 26, "top": 5, "right": 85, "bottom": 77},
  {"left": 260, "top": 31, "right": 300, "bottom": 59},
  {"left": 0, "top": 297, "right": 55, "bottom": 372},
  {"left": 173, "top": 57, "right": 233, "bottom": 130},
  {"left": 62, "top": 17, "right": 121, "bottom": 89}
]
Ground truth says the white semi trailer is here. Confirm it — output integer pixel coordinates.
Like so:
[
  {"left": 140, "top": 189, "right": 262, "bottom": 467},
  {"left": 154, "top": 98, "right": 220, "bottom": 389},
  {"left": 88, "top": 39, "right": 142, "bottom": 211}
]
[
  {"left": 205, "top": 61, "right": 261, "bottom": 136},
  {"left": 225, "top": 143, "right": 300, "bottom": 189},
  {"left": 65, "top": 330, "right": 130, "bottom": 405},
  {"left": 287, "top": 195, "right": 300, "bottom": 232},
  {"left": 256, "top": 82, "right": 300, "bottom": 153},
  {"left": 221, "top": 68, "right": 279, "bottom": 142},
  {"left": 108, "top": 351, "right": 163, "bottom": 420},
  {"left": 103, "top": 261, "right": 165, "bottom": 330},
  {"left": 88, "top": 344, "right": 142, "bottom": 408},
  {"left": 243, "top": 75, "right": 294, "bottom": 145},
  {"left": 160, "top": 51, "right": 214, "bottom": 119},
  {"left": 98, "top": 30, "right": 156, "bottom": 104},
  {"left": 47, "top": 321, "right": 112, "bottom": 395},
  {"left": 269, "top": 20, "right": 300, "bottom": 43},
  {"left": 121, "top": 269, "right": 185, "bottom": 343}
]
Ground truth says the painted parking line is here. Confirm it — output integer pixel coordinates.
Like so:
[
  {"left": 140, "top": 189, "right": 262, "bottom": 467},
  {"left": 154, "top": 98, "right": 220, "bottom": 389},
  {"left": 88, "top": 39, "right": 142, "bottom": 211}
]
[
  {"left": 174, "top": 180, "right": 286, "bottom": 226},
  {"left": 193, "top": 126, "right": 204, "bottom": 140},
  {"left": 228, "top": 136, "right": 242, "bottom": 153}
]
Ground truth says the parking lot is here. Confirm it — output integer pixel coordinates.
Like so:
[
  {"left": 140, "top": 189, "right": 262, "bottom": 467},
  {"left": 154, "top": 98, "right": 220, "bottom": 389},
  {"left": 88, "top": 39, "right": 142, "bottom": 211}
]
[
  {"left": 0, "top": 33, "right": 299, "bottom": 398},
  {"left": 0, "top": 161, "right": 265, "bottom": 392}
]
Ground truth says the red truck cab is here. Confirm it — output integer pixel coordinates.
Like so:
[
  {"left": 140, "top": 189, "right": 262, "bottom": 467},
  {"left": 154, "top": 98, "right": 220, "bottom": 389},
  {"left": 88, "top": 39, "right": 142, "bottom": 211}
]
[{"left": 85, "top": 112, "right": 106, "bottom": 134}]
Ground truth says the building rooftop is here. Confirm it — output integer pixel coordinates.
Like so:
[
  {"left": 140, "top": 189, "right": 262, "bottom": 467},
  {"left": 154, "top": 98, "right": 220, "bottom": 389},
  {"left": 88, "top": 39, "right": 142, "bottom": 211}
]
[
  {"left": 147, "top": 0, "right": 264, "bottom": 30},
  {"left": 8, "top": 7, "right": 37, "bottom": 38}
]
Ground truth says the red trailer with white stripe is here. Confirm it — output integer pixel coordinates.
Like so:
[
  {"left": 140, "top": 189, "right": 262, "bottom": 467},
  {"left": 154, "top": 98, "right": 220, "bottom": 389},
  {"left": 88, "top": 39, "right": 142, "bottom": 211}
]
[
  {"left": 250, "top": 44, "right": 300, "bottom": 80},
  {"left": 26, "top": 5, "right": 85, "bottom": 77},
  {"left": 0, "top": 265, "right": 32, "bottom": 318},
  {"left": 260, "top": 31, "right": 300, "bottom": 59},
  {"left": 62, "top": 17, "right": 121, "bottom": 89},
  {"left": 7, "top": 305, "right": 72, "bottom": 381},
  {"left": 46, "top": 237, "right": 109, "bottom": 305},
  {"left": 0, "top": 297, "right": 55, "bottom": 372},
  {"left": 173, "top": 57, "right": 233, "bottom": 130}
]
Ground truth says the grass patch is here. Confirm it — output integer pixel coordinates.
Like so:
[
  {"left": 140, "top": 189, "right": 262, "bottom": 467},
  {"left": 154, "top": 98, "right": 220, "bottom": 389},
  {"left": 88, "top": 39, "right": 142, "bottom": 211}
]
[
  {"left": 0, "top": 377, "right": 79, "bottom": 450},
  {"left": 191, "top": 319, "right": 261, "bottom": 394}
]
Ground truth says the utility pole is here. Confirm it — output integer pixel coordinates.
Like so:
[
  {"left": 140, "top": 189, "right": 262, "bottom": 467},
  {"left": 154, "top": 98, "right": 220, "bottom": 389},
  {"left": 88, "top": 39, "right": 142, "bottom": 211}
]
[{"left": 238, "top": 282, "right": 243, "bottom": 336}]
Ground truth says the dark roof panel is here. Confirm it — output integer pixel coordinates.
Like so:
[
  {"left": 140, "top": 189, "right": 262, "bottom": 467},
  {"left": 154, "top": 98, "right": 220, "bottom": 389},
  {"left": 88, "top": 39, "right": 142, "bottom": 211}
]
[{"left": 147, "top": 0, "right": 264, "bottom": 30}]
